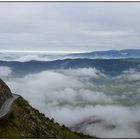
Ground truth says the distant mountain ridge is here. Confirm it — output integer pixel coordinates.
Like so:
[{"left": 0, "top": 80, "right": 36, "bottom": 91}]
[
  {"left": 0, "top": 49, "right": 140, "bottom": 62},
  {"left": 0, "top": 58, "right": 140, "bottom": 76},
  {"left": 65, "top": 49, "right": 140, "bottom": 59}
]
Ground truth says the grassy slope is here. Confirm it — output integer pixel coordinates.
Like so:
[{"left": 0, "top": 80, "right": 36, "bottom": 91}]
[{"left": 0, "top": 96, "right": 94, "bottom": 138}]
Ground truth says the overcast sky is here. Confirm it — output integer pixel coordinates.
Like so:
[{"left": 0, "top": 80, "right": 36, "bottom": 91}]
[{"left": 0, "top": 2, "right": 140, "bottom": 53}]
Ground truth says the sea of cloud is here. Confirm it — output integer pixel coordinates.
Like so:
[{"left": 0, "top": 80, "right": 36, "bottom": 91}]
[
  {"left": 0, "top": 53, "right": 57, "bottom": 62},
  {"left": 1, "top": 66, "right": 140, "bottom": 138}
]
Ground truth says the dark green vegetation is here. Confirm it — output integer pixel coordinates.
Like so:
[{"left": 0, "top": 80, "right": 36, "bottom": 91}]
[{"left": 0, "top": 96, "right": 93, "bottom": 138}]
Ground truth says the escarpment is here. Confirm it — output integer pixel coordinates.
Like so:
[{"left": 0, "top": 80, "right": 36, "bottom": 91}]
[
  {"left": 0, "top": 79, "right": 94, "bottom": 138},
  {"left": 0, "top": 79, "right": 12, "bottom": 107}
]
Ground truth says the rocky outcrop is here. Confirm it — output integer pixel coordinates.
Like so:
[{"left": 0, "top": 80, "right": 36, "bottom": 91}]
[{"left": 0, "top": 79, "right": 12, "bottom": 107}]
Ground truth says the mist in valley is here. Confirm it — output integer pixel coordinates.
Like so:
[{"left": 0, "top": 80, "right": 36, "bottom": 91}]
[{"left": 0, "top": 65, "right": 140, "bottom": 138}]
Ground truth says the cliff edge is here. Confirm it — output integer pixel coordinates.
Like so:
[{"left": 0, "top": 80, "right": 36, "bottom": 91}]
[
  {"left": 0, "top": 79, "right": 12, "bottom": 107},
  {"left": 0, "top": 79, "right": 93, "bottom": 138}
]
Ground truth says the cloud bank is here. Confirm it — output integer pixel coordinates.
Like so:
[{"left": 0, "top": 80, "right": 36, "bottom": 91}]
[
  {"left": 3, "top": 67, "right": 140, "bottom": 138},
  {"left": 0, "top": 66, "right": 12, "bottom": 78}
]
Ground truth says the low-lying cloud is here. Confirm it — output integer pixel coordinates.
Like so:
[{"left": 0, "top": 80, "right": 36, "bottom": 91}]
[
  {"left": 3, "top": 67, "right": 140, "bottom": 138},
  {"left": 0, "top": 53, "right": 58, "bottom": 62},
  {"left": 0, "top": 66, "right": 12, "bottom": 78}
]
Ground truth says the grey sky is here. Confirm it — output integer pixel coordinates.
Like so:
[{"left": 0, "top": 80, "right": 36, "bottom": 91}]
[{"left": 0, "top": 2, "right": 140, "bottom": 53}]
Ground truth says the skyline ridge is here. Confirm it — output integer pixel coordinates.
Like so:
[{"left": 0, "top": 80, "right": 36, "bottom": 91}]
[{"left": 0, "top": 48, "right": 139, "bottom": 54}]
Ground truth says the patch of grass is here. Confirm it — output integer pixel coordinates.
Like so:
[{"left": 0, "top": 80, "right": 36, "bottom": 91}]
[{"left": 0, "top": 97, "right": 94, "bottom": 138}]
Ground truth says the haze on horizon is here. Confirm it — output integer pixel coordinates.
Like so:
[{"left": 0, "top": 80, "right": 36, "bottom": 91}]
[{"left": 0, "top": 2, "right": 140, "bottom": 52}]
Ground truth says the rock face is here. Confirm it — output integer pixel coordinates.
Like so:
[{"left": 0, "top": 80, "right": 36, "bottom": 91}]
[{"left": 0, "top": 79, "right": 12, "bottom": 107}]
